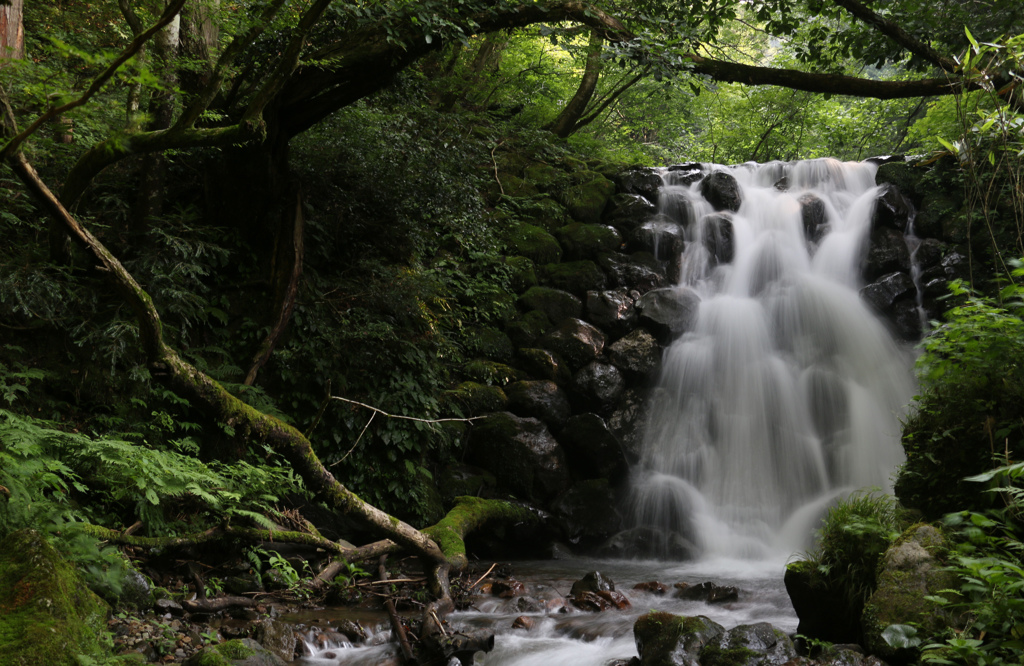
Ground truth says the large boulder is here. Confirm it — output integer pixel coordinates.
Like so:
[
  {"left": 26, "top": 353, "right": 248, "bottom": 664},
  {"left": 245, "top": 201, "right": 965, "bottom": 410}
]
[
  {"left": 608, "top": 387, "right": 658, "bottom": 462},
  {"left": 467, "top": 412, "right": 569, "bottom": 503},
  {"left": 538, "top": 318, "right": 606, "bottom": 370},
  {"left": 614, "top": 168, "right": 662, "bottom": 205},
  {"left": 701, "top": 213, "right": 734, "bottom": 265},
  {"left": 557, "top": 223, "right": 623, "bottom": 260},
  {"left": 700, "top": 171, "right": 742, "bottom": 212},
  {"left": 586, "top": 288, "right": 639, "bottom": 338},
  {"left": 557, "top": 412, "right": 629, "bottom": 481},
  {"left": 556, "top": 171, "right": 616, "bottom": 224},
  {"left": 599, "top": 252, "right": 669, "bottom": 293},
  {"left": 784, "top": 560, "right": 862, "bottom": 644},
  {"left": 505, "top": 380, "right": 571, "bottom": 429},
  {"left": 860, "top": 272, "right": 915, "bottom": 313},
  {"left": 636, "top": 287, "right": 701, "bottom": 342},
  {"left": 184, "top": 638, "right": 286, "bottom": 666},
  {"left": 873, "top": 184, "right": 914, "bottom": 232},
  {"left": 517, "top": 348, "right": 572, "bottom": 385},
  {"left": 540, "top": 260, "right": 608, "bottom": 297},
  {"left": 634, "top": 612, "right": 725, "bottom": 666},
  {"left": 506, "top": 221, "right": 563, "bottom": 265},
  {"left": 629, "top": 218, "right": 685, "bottom": 262},
  {"left": 0, "top": 529, "right": 111, "bottom": 666},
  {"left": 604, "top": 193, "right": 659, "bottom": 233},
  {"left": 572, "top": 361, "right": 625, "bottom": 412},
  {"left": 699, "top": 623, "right": 798, "bottom": 666},
  {"left": 518, "top": 286, "right": 582, "bottom": 324},
  {"left": 862, "top": 226, "right": 910, "bottom": 282},
  {"left": 551, "top": 480, "right": 624, "bottom": 548},
  {"left": 799, "top": 193, "right": 829, "bottom": 243},
  {"left": 861, "top": 525, "right": 960, "bottom": 663},
  {"left": 609, "top": 328, "right": 661, "bottom": 378}
]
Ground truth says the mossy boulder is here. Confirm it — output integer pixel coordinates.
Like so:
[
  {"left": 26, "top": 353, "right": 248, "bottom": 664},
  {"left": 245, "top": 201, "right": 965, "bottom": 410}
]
[
  {"left": 557, "top": 413, "right": 629, "bottom": 481},
  {"left": 505, "top": 379, "right": 571, "bottom": 429},
  {"left": 861, "top": 524, "right": 960, "bottom": 663},
  {"left": 518, "top": 286, "right": 582, "bottom": 324},
  {"left": 634, "top": 611, "right": 725, "bottom": 666},
  {"left": 435, "top": 464, "right": 498, "bottom": 503},
  {"left": 513, "top": 195, "right": 570, "bottom": 232},
  {"left": 523, "top": 162, "right": 561, "bottom": 189},
  {"left": 555, "top": 171, "right": 616, "bottom": 224},
  {"left": 443, "top": 381, "right": 508, "bottom": 415},
  {"left": 185, "top": 638, "right": 284, "bottom": 666},
  {"left": 538, "top": 318, "right": 606, "bottom": 370},
  {"left": 539, "top": 260, "right": 608, "bottom": 298},
  {"left": 517, "top": 348, "right": 572, "bottom": 385},
  {"left": 557, "top": 222, "right": 623, "bottom": 260},
  {"left": 506, "top": 309, "right": 552, "bottom": 348},
  {"left": 505, "top": 255, "right": 539, "bottom": 292},
  {"left": 784, "top": 559, "right": 862, "bottom": 645},
  {"left": 506, "top": 221, "right": 563, "bottom": 265},
  {"left": 464, "top": 326, "right": 515, "bottom": 363},
  {"left": 0, "top": 529, "right": 111, "bottom": 666},
  {"left": 461, "top": 360, "right": 523, "bottom": 387},
  {"left": 875, "top": 161, "right": 922, "bottom": 205},
  {"left": 603, "top": 193, "right": 659, "bottom": 233},
  {"left": 914, "top": 192, "right": 959, "bottom": 241},
  {"left": 699, "top": 623, "right": 797, "bottom": 666}
]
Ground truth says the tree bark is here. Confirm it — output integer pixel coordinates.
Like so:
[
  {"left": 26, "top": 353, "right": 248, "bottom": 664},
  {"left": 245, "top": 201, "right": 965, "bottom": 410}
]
[
  {"left": 547, "top": 30, "right": 605, "bottom": 138},
  {"left": 0, "top": 0, "right": 24, "bottom": 61}
]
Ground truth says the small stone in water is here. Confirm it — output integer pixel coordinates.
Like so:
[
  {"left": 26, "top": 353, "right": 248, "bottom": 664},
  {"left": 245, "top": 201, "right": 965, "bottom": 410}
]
[{"left": 512, "top": 616, "right": 535, "bottom": 630}]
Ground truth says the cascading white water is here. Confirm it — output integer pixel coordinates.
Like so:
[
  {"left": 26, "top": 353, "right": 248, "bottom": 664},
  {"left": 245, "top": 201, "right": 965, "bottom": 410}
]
[{"left": 631, "top": 158, "right": 915, "bottom": 560}]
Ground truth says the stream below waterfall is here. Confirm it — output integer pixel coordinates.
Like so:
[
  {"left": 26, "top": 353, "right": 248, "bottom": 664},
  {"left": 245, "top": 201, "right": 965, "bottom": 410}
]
[{"left": 286, "top": 158, "right": 915, "bottom": 665}]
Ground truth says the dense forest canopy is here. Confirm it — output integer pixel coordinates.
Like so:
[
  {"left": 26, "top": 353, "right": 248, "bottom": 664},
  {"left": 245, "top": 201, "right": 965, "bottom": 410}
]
[{"left": 0, "top": 0, "right": 1022, "bottom": 652}]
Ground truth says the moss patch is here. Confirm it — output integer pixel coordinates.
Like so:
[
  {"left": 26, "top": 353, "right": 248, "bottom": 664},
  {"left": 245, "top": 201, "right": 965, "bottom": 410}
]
[{"left": 0, "top": 529, "right": 111, "bottom": 666}]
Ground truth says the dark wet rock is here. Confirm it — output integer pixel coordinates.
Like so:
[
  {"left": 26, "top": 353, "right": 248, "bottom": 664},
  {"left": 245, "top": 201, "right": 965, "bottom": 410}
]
[
  {"left": 863, "top": 226, "right": 910, "bottom": 282},
  {"left": 467, "top": 412, "right": 569, "bottom": 503},
  {"left": 636, "top": 287, "right": 701, "bottom": 342},
  {"left": 634, "top": 612, "right": 725, "bottom": 666},
  {"left": 538, "top": 318, "right": 606, "bottom": 370},
  {"left": 892, "top": 301, "right": 923, "bottom": 341},
  {"left": 598, "top": 526, "right": 697, "bottom": 560},
  {"left": 633, "top": 581, "right": 669, "bottom": 595},
  {"left": 461, "top": 360, "right": 523, "bottom": 386},
  {"left": 506, "top": 380, "right": 571, "bottom": 429},
  {"left": 185, "top": 638, "right": 285, "bottom": 666},
  {"left": 615, "top": 168, "right": 662, "bottom": 204},
  {"left": 915, "top": 192, "right": 959, "bottom": 240},
  {"left": 675, "top": 582, "right": 739, "bottom": 604},
  {"left": 492, "top": 579, "right": 526, "bottom": 598},
  {"left": 254, "top": 619, "right": 297, "bottom": 663},
  {"left": 608, "top": 387, "right": 658, "bottom": 462},
  {"left": 873, "top": 183, "right": 914, "bottom": 232},
  {"left": 540, "top": 260, "right": 608, "bottom": 297},
  {"left": 875, "top": 160, "right": 921, "bottom": 204},
  {"left": 572, "top": 590, "right": 632, "bottom": 612},
  {"left": 558, "top": 223, "right": 623, "bottom": 260},
  {"left": 799, "top": 193, "right": 828, "bottom": 243},
  {"left": 702, "top": 213, "right": 734, "bottom": 265},
  {"left": 666, "top": 163, "right": 705, "bottom": 186},
  {"left": 550, "top": 479, "right": 624, "bottom": 546},
  {"left": 558, "top": 413, "right": 629, "bottom": 481},
  {"left": 507, "top": 221, "right": 563, "bottom": 265},
  {"left": 862, "top": 525, "right": 960, "bottom": 663},
  {"left": 572, "top": 361, "right": 625, "bottom": 411},
  {"left": 512, "top": 616, "right": 535, "bottom": 630},
  {"left": 224, "top": 573, "right": 264, "bottom": 596},
  {"left": 118, "top": 568, "right": 154, "bottom": 611},
  {"left": 586, "top": 288, "right": 639, "bottom": 338},
  {"left": 518, "top": 286, "right": 583, "bottom": 325},
  {"left": 629, "top": 218, "right": 685, "bottom": 262},
  {"left": 774, "top": 176, "right": 789, "bottom": 191},
  {"left": 156, "top": 597, "right": 185, "bottom": 616},
  {"left": 604, "top": 193, "right": 659, "bottom": 232},
  {"left": 599, "top": 252, "right": 669, "bottom": 293},
  {"left": 608, "top": 328, "right": 661, "bottom": 378},
  {"left": 700, "top": 622, "right": 798, "bottom": 666},
  {"left": 506, "top": 309, "right": 552, "bottom": 348},
  {"left": 920, "top": 249, "right": 969, "bottom": 299},
  {"left": 435, "top": 463, "right": 497, "bottom": 502},
  {"left": 913, "top": 237, "right": 948, "bottom": 271},
  {"left": 514, "top": 596, "right": 546, "bottom": 613},
  {"left": 700, "top": 171, "right": 742, "bottom": 212},
  {"left": 570, "top": 571, "right": 616, "bottom": 595},
  {"left": 860, "top": 271, "right": 916, "bottom": 312},
  {"left": 445, "top": 381, "right": 509, "bottom": 415},
  {"left": 784, "top": 560, "right": 861, "bottom": 644},
  {"left": 517, "top": 348, "right": 572, "bottom": 385}
]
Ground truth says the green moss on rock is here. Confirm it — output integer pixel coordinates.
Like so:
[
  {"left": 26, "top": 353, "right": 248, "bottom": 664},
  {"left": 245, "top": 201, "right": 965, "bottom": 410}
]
[
  {"left": 444, "top": 381, "right": 509, "bottom": 415},
  {"left": 464, "top": 326, "right": 515, "bottom": 363},
  {"left": 555, "top": 171, "right": 616, "bottom": 225},
  {"left": 557, "top": 222, "right": 623, "bottom": 259},
  {"left": 506, "top": 310, "right": 552, "bottom": 348},
  {"left": 461, "top": 360, "right": 523, "bottom": 387},
  {"left": 0, "top": 529, "right": 111, "bottom": 666},
  {"left": 539, "top": 260, "right": 608, "bottom": 297},
  {"left": 876, "top": 162, "right": 922, "bottom": 204},
  {"left": 517, "top": 286, "right": 582, "bottom": 324},
  {"left": 505, "top": 255, "right": 539, "bottom": 292},
  {"left": 633, "top": 612, "right": 725, "bottom": 666},
  {"left": 505, "top": 222, "right": 563, "bottom": 265}
]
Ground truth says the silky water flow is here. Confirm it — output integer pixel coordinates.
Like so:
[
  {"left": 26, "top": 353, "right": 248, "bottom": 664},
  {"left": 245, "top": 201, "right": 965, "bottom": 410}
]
[
  {"left": 296, "top": 159, "right": 917, "bottom": 665},
  {"left": 632, "top": 158, "right": 915, "bottom": 561}
]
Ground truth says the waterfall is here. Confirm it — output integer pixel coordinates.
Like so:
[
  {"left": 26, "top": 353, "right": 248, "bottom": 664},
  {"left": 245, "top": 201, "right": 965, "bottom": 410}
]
[{"left": 630, "top": 159, "right": 915, "bottom": 560}]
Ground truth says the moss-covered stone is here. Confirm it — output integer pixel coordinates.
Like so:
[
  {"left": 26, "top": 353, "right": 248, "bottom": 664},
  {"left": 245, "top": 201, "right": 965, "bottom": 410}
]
[
  {"left": 513, "top": 195, "right": 570, "bottom": 232},
  {"left": 505, "top": 221, "right": 563, "bottom": 265},
  {"left": 506, "top": 309, "right": 552, "bottom": 348},
  {"left": 464, "top": 326, "right": 515, "bottom": 363},
  {"left": 185, "top": 638, "right": 284, "bottom": 666},
  {"left": 539, "top": 260, "right": 607, "bottom": 297},
  {"left": 505, "top": 255, "right": 539, "bottom": 292},
  {"left": 555, "top": 171, "right": 616, "bottom": 225},
  {"left": 0, "top": 529, "right": 111, "bottom": 666},
  {"left": 517, "top": 347, "right": 572, "bottom": 385},
  {"left": 861, "top": 524, "right": 960, "bottom": 662},
  {"left": 444, "top": 381, "right": 509, "bottom": 415},
  {"left": 875, "top": 161, "right": 922, "bottom": 205},
  {"left": 633, "top": 611, "right": 725, "bottom": 666},
  {"left": 466, "top": 412, "right": 569, "bottom": 503},
  {"left": 557, "top": 222, "right": 623, "bottom": 259},
  {"left": 517, "top": 286, "right": 582, "bottom": 324},
  {"left": 461, "top": 360, "right": 523, "bottom": 387},
  {"left": 523, "top": 162, "right": 561, "bottom": 189}
]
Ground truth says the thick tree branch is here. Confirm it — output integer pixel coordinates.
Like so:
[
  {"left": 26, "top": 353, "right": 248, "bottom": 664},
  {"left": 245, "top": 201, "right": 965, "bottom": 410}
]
[{"left": 830, "top": 0, "right": 958, "bottom": 72}]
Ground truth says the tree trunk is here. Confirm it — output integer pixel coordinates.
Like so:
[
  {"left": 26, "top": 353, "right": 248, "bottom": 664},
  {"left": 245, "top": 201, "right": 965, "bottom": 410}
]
[
  {"left": 547, "top": 30, "right": 604, "bottom": 138},
  {"left": 0, "top": 0, "right": 24, "bottom": 61}
]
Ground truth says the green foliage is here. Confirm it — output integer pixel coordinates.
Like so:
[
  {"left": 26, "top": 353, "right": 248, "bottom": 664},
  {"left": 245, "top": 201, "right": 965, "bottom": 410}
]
[
  {"left": 916, "top": 463, "right": 1024, "bottom": 666},
  {"left": 897, "top": 270, "right": 1024, "bottom": 518},
  {"left": 806, "top": 491, "right": 905, "bottom": 614}
]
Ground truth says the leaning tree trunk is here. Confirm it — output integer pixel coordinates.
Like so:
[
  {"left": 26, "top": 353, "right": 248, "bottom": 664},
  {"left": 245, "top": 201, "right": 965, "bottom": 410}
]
[{"left": 546, "top": 29, "right": 604, "bottom": 138}]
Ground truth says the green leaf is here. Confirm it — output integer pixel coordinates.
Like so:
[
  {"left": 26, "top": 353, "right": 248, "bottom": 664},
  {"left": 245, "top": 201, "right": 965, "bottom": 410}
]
[{"left": 882, "top": 624, "right": 921, "bottom": 649}]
